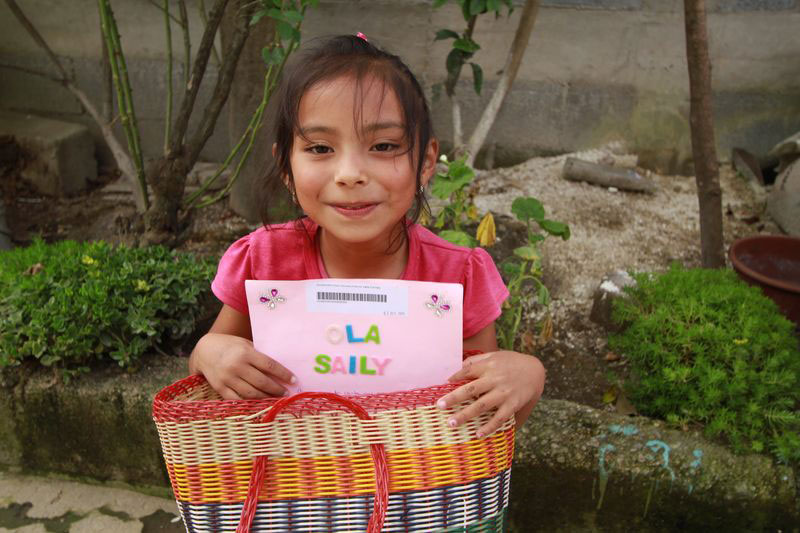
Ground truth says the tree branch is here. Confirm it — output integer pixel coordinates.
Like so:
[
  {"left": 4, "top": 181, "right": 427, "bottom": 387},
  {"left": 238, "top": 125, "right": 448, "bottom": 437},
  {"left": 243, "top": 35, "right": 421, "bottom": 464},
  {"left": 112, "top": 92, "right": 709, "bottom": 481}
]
[
  {"left": 683, "top": 0, "right": 724, "bottom": 267},
  {"left": 197, "top": 0, "right": 222, "bottom": 66},
  {"left": 168, "top": 0, "right": 229, "bottom": 156},
  {"left": 4, "top": 0, "right": 70, "bottom": 81},
  {"left": 163, "top": 0, "right": 174, "bottom": 153},
  {"left": 147, "top": 0, "right": 182, "bottom": 25},
  {"left": 178, "top": 0, "right": 191, "bottom": 88},
  {"left": 186, "top": 0, "right": 253, "bottom": 165},
  {"left": 466, "top": 0, "right": 540, "bottom": 167}
]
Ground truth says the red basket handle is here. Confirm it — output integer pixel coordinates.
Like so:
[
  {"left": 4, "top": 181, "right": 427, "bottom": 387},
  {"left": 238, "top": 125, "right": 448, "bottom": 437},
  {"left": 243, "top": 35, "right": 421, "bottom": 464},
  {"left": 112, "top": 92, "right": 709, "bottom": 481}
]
[{"left": 237, "top": 392, "right": 389, "bottom": 533}]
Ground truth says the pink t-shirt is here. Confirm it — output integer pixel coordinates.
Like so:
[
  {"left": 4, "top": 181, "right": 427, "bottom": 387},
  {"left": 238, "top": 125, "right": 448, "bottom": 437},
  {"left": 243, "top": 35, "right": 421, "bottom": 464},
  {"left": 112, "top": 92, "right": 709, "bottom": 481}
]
[{"left": 211, "top": 219, "right": 509, "bottom": 339}]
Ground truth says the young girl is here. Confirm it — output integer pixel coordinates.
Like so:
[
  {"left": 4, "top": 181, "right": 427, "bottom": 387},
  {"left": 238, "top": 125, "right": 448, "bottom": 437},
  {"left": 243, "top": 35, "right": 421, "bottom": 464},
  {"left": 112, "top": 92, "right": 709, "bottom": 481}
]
[{"left": 190, "top": 34, "right": 545, "bottom": 439}]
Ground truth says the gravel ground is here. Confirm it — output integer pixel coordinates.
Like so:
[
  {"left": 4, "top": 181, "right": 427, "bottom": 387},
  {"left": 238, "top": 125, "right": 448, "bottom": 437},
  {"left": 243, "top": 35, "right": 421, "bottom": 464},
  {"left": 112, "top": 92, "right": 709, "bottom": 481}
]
[{"left": 470, "top": 143, "right": 779, "bottom": 408}]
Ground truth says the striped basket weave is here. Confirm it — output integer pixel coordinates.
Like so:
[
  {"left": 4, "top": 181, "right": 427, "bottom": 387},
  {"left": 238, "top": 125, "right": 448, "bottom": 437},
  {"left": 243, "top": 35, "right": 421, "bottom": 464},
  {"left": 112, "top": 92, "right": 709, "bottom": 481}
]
[{"left": 153, "top": 368, "right": 515, "bottom": 532}]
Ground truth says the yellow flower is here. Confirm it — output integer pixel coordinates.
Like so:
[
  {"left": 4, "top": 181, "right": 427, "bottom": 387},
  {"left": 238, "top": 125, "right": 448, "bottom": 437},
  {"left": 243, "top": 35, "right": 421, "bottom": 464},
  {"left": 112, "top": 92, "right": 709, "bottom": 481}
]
[
  {"left": 733, "top": 338, "right": 748, "bottom": 345},
  {"left": 476, "top": 212, "right": 496, "bottom": 247},
  {"left": 135, "top": 279, "right": 151, "bottom": 292},
  {"left": 81, "top": 255, "right": 96, "bottom": 266}
]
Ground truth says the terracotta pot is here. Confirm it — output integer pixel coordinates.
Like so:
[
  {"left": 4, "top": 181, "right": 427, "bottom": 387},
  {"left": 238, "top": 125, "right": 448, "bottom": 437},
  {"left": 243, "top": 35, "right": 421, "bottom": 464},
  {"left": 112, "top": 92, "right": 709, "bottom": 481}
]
[{"left": 729, "top": 235, "right": 800, "bottom": 329}]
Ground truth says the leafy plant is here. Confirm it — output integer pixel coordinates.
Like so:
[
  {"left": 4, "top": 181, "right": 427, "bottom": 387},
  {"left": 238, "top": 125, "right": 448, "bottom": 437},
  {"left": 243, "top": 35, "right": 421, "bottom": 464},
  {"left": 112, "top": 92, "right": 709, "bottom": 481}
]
[
  {"left": 432, "top": 0, "right": 539, "bottom": 166},
  {"left": 0, "top": 239, "right": 215, "bottom": 377},
  {"left": 434, "top": 0, "right": 513, "bottom": 99},
  {"left": 496, "top": 197, "right": 570, "bottom": 350},
  {"left": 7, "top": 0, "right": 316, "bottom": 243},
  {"left": 610, "top": 265, "right": 800, "bottom": 463},
  {"left": 430, "top": 154, "right": 481, "bottom": 246}
]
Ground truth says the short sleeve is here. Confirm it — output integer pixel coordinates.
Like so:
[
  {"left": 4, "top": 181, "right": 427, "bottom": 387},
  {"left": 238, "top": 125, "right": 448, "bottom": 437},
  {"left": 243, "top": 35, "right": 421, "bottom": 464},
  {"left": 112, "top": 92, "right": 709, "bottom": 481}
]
[
  {"left": 462, "top": 247, "right": 509, "bottom": 338},
  {"left": 211, "top": 234, "right": 253, "bottom": 315}
]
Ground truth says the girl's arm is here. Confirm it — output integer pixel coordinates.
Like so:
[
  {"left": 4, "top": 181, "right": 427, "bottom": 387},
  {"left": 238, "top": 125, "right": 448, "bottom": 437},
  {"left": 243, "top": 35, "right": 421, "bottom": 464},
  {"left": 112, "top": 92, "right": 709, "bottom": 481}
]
[
  {"left": 189, "top": 304, "right": 296, "bottom": 399},
  {"left": 440, "top": 322, "right": 545, "bottom": 436}
]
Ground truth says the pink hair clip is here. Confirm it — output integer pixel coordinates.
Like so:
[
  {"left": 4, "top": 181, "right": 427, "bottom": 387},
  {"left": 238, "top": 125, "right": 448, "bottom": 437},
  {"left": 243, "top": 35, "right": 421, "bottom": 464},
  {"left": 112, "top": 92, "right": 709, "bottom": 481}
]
[{"left": 356, "top": 32, "right": 368, "bottom": 42}]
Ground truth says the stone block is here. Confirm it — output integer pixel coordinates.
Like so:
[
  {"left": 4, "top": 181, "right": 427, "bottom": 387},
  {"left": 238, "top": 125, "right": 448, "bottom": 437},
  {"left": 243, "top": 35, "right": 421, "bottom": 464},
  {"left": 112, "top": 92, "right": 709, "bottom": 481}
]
[
  {"left": 589, "top": 269, "right": 637, "bottom": 330},
  {"left": 768, "top": 159, "right": 800, "bottom": 236},
  {"left": 0, "top": 111, "right": 96, "bottom": 196},
  {"left": 2, "top": 355, "right": 186, "bottom": 486}
]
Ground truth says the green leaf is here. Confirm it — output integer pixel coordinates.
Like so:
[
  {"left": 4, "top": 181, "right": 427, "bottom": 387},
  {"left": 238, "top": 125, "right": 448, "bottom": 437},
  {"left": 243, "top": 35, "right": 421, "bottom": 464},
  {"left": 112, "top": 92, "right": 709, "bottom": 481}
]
[
  {"left": 469, "top": 0, "right": 486, "bottom": 16},
  {"left": 502, "top": 261, "right": 522, "bottom": 277},
  {"left": 276, "top": 20, "right": 300, "bottom": 42},
  {"left": 262, "top": 46, "right": 285, "bottom": 66},
  {"left": 250, "top": 9, "right": 268, "bottom": 26},
  {"left": 453, "top": 38, "right": 480, "bottom": 53},
  {"left": 538, "top": 284, "right": 550, "bottom": 306},
  {"left": 435, "top": 29, "right": 460, "bottom": 41},
  {"left": 511, "top": 196, "right": 545, "bottom": 223},
  {"left": 433, "top": 0, "right": 449, "bottom": 7},
  {"left": 431, "top": 176, "right": 467, "bottom": 199},
  {"left": 446, "top": 48, "right": 466, "bottom": 78},
  {"left": 539, "top": 219, "right": 571, "bottom": 240},
  {"left": 470, "top": 62, "right": 483, "bottom": 95},
  {"left": 514, "top": 246, "right": 538, "bottom": 261},
  {"left": 439, "top": 230, "right": 478, "bottom": 248},
  {"left": 267, "top": 7, "right": 303, "bottom": 24}
]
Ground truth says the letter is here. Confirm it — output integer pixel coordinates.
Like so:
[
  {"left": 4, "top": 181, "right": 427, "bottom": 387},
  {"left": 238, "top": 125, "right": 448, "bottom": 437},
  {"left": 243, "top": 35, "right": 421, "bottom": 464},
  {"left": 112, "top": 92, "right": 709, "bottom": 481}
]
[
  {"left": 372, "top": 357, "right": 392, "bottom": 376},
  {"left": 325, "top": 325, "right": 344, "bottom": 344},
  {"left": 364, "top": 324, "right": 381, "bottom": 344},
  {"left": 331, "top": 356, "right": 347, "bottom": 374},
  {"left": 346, "top": 324, "right": 364, "bottom": 343},
  {"left": 359, "top": 356, "right": 376, "bottom": 375},
  {"left": 314, "top": 354, "right": 331, "bottom": 374},
  {"left": 349, "top": 355, "right": 357, "bottom": 374}
]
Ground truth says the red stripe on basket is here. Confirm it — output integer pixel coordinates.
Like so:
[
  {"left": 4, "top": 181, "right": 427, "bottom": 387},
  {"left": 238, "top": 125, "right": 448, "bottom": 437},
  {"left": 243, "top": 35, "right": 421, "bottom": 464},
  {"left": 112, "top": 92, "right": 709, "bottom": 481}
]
[
  {"left": 165, "top": 426, "right": 514, "bottom": 504},
  {"left": 154, "top": 378, "right": 474, "bottom": 423}
]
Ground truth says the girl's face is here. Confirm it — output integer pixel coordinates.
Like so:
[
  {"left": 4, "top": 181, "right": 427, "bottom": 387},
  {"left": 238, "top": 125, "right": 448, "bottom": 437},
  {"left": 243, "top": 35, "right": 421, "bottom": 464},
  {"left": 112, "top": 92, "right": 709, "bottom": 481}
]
[{"left": 288, "top": 74, "right": 437, "bottom": 251}]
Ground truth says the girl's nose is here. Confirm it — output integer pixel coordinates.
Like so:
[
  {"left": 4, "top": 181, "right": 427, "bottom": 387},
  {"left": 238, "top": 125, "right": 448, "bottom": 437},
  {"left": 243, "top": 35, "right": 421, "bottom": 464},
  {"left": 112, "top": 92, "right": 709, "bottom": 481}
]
[{"left": 334, "top": 153, "right": 368, "bottom": 187}]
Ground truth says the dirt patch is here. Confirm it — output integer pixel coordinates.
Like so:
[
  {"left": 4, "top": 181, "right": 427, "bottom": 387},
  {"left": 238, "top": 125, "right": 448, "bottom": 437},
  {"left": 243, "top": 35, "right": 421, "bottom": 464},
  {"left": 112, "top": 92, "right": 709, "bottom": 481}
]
[{"left": 2, "top": 145, "right": 779, "bottom": 411}]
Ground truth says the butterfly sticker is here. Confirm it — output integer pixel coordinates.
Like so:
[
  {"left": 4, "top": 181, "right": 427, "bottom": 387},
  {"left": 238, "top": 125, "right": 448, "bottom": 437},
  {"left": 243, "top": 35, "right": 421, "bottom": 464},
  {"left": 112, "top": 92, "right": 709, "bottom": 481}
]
[
  {"left": 425, "top": 294, "right": 451, "bottom": 317},
  {"left": 259, "top": 288, "right": 286, "bottom": 310}
]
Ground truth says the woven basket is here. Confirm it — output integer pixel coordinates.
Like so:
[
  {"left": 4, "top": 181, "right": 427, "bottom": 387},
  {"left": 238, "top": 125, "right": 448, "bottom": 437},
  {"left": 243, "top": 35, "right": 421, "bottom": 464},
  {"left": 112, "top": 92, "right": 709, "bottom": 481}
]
[{"left": 153, "top": 371, "right": 515, "bottom": 532}]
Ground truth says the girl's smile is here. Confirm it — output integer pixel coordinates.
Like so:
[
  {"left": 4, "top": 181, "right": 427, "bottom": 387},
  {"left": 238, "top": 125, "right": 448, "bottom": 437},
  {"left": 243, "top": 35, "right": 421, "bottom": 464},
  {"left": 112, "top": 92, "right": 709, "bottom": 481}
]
[{"left": 330, "top": 203, "right": 379, "bottom": 217}]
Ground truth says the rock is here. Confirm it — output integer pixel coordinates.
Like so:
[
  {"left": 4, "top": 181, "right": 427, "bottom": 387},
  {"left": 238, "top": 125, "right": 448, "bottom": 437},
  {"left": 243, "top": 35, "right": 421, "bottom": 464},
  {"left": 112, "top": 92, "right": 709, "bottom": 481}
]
[
  {"left": 0, "top": 111, "right": 96, "bottom": 196},
  {"left": 513, "top": 399, "right": 798, "bottom": 530},
  {"left": 767, "top": 130, "right": 800, "bottom": 173},
  {"left": 187, "top": 161, "right": 232, "bottom": 192},
  {"left": 589, "top": 270, "right": 637, "bottom": 331},
  {"left": 767, "top": 159, "right": 800, "bottom": 236}
]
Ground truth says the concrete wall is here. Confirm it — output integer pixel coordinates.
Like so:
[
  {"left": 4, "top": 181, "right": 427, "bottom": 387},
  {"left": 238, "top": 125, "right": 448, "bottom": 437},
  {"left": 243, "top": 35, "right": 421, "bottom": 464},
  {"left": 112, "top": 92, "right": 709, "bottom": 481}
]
[{"left": 2, "top": 0, "right": 799, "bottom": 178}]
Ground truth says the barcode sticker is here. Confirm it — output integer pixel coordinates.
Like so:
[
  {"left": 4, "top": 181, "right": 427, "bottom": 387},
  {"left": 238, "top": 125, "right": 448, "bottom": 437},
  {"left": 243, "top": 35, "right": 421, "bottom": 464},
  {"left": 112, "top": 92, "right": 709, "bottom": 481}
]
[
  {"left": 307, "top": 281, "right": 407, "bottom": 315},
  {"left": 316, "top": 291, "right": 387, "bottom": 303}
]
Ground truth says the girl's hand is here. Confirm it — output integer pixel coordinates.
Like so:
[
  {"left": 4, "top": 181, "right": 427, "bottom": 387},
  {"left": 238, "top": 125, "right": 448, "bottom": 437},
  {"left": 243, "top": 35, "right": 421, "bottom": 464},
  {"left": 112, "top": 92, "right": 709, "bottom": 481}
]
[
  {"left": 436, "top": 351, "right": 545, "bottom": 438},
  {"left": 190, "top": 332, "right": 296, "bottom": 400}
]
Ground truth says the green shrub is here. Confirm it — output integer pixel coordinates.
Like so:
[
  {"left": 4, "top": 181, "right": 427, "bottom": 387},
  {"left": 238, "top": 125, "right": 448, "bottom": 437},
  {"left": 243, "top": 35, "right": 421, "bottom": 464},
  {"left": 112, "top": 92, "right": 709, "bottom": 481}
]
[
  {"left": 0, "top": 239, "right": 215, "bottom": 375},
  {"left": 610, "top": 264, "right": 800, "bottom": 463}
]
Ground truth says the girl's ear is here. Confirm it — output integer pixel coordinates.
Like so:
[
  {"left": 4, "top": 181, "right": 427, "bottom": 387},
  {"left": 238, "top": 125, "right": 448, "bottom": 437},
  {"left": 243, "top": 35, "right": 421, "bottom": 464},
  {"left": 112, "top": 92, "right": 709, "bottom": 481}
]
[{"left": 420, "top": 138, "right": 440, "bottom": 187}]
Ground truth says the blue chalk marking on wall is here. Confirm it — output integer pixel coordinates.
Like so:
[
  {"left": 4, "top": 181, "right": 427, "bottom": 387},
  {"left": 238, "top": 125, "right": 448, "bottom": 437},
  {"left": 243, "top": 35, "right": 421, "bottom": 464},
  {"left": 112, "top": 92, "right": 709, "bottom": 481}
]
[
  {"left": 609, "top": 424, "right": 639, "bottom": 436},
  {"left": 687, "top": 449, "right": 704, "bottom": 494},
  {"left": 646, "top": 440, "right": 675, "bottom": 482},
  {"left": 596, "top": 443, "right": 616, "bottom": 510},
  {"left": 690, "top": 449, "right": 703, "bottom": 469},
  {"left": 599, "top": 444, "right": 616, "bottom": 476}
]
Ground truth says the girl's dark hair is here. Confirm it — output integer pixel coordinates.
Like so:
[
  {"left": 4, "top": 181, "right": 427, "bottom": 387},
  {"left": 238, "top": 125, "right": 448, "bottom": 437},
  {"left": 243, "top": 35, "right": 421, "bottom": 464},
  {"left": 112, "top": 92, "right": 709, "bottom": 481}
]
[{"left": 260, "top": 34, "right": 434, "bottom": 249}]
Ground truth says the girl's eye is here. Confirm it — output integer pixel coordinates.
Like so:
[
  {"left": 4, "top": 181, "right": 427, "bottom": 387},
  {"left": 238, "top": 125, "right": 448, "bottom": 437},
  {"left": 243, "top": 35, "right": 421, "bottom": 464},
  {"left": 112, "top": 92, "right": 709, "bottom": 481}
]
[
  {"left": 372, "top": 142, "right": 398, "bottom": 152},
  {"left": 307, "top": 145, "right": 332, "bottom": 155}
]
